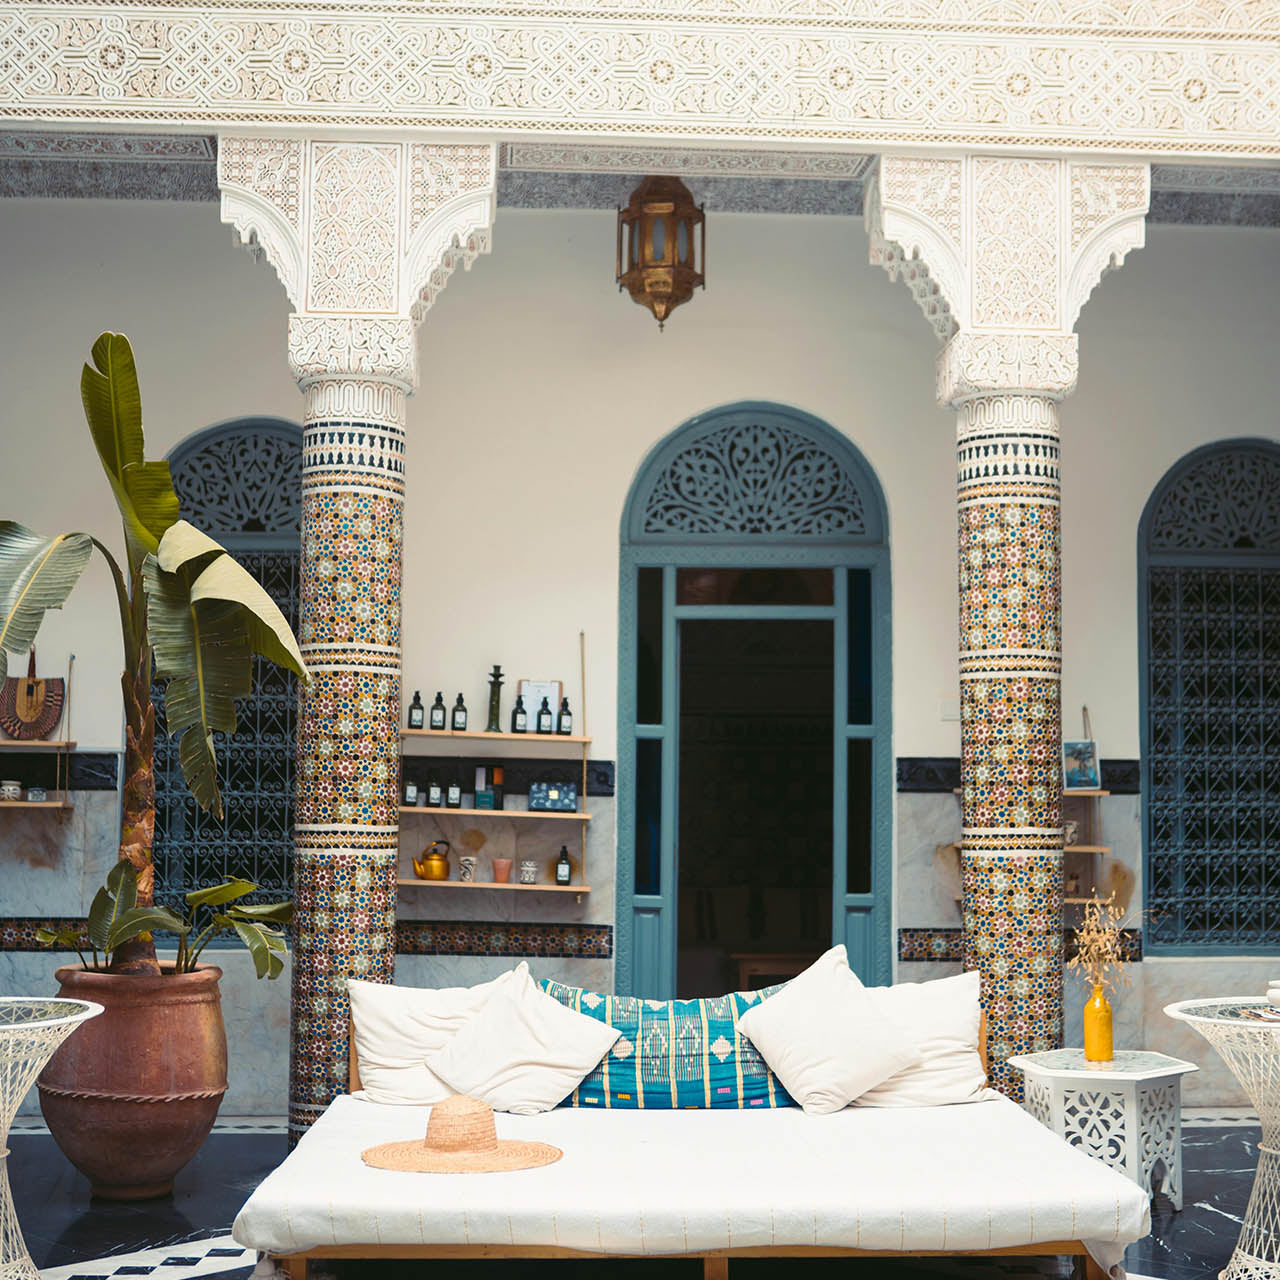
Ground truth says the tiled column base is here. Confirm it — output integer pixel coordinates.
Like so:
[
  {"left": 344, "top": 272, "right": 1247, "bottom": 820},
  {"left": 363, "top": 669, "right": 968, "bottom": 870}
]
[{"left": 288, "top": 848, "right": 397, "bottom": 1139}]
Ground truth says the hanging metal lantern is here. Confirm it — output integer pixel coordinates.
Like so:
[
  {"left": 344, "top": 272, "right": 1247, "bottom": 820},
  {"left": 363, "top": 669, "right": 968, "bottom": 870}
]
[{"left": 616, "top": 176, "right": 705, "bottom": 330}]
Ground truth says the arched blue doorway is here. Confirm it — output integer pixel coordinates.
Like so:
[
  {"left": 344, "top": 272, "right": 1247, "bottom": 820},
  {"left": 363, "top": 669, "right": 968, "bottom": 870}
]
[
  {"left": 616, "top": 402, "right": 892, "bottom": 997},
  {"left": 153, "top": 418, "right": 302, "bottom": 908}
]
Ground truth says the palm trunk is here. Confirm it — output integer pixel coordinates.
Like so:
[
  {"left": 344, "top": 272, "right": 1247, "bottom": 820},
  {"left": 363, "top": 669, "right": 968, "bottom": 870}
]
[{"left": 111, "top": 661, "right": 160, "bottom": 974}]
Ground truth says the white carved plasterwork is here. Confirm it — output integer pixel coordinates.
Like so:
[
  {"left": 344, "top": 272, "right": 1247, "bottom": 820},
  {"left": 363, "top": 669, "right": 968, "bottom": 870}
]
[
  {"left": 3, "top": 6, "right": 1280, "bottom": 157},
  {"left": 498, "top": 142, "right": 876, "bottom": 181},
  {"left": 868, "top": 155, "right": 1148, "bottom": 401},
  {"left": 218, "top": 135, "right": 496, "bottom": 324}
]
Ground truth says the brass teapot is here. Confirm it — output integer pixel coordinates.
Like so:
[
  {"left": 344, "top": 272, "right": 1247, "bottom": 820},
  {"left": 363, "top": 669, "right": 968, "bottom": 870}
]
[{"left": 413, "top": 839, "right": 451, "bottom": 881}]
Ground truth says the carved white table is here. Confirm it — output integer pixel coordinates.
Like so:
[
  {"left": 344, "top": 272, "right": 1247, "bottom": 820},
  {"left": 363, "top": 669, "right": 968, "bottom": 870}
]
[
  {"left": 1008, "top": 1047, "right": 1197, "bottom": 1209},
  {"left": 1166, "top": 998, "right": 1280, "bottom": 1280},
  {"left": 0, "top": 997, "right": 101, "bottom": 1280}
]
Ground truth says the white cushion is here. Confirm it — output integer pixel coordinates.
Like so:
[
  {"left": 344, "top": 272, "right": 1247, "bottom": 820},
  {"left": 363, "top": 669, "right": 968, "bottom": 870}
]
[
  {"left": 737, "top": 945, "right": 920, "bottom": 1115},
  {"left": 425, "top": 965, "right": 620, "bottom": 1115},
  {"left": 347, "top": 965, "right": 525, "bottom": 1106},
  {"left": 854, "top": 968, "right": 991, "bottom": 1108}
]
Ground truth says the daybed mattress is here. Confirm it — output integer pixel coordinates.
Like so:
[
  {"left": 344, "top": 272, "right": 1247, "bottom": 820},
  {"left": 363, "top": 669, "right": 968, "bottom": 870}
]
[{"left": 234, "top": 1093, "right": 1150, "bottom": 1276}]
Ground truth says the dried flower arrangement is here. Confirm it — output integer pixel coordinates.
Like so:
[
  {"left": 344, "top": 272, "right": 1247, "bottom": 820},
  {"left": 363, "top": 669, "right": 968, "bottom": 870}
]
[{"left": 1067, "top": 892, "right": 1131, "bottom": 994}]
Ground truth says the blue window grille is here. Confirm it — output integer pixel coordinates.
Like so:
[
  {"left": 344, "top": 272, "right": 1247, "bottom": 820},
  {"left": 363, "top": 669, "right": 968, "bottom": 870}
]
[
  {"left": 153, "top": 419, "right": 301, "bottom": 908},
  {"left": 1139, "top": 438, "right": 1280, "bottom": 953}
]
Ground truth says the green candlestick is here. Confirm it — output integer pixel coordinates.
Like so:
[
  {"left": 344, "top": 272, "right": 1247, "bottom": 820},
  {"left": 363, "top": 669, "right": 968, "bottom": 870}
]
[{"left": 485, "top": 664, "right": 504, "bottom": 733}]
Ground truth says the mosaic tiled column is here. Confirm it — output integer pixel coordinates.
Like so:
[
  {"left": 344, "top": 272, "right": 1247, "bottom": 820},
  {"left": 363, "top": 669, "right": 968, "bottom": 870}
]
[
  {"left": 286, "top": 319, "right": 411, "bottom": 1138},
  {"left": 942, "top": 337, "right": 1077, "bottom": 1099},
  {"left": 868, "top": 155, "right": 1150, "bottom": 1098},
  {"left": 217, "top": 136, "right": 498, "bottom": 1139}
]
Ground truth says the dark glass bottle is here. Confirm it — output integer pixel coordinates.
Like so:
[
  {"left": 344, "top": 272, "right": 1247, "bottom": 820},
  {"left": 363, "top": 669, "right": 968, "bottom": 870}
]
[
  {"left": 428, "top": 692, "right": 446, "bottom": 730},
  {"left": 404, "top": 778, "right": 419, "bottom": 806},
  {"left": 446, "top": 772, "right": 462, "bottom": 809},
  {"left": 407, "top": 690, "right": 425, "bottom": 730},
  {"left": 451, "top": 694, "right": 468, "bottom": 732},
  {"left": 510, "top": 694, "right": 528, "bottom": 734},
  {"left": 536, "top": 696, "right": 554, "bottom": 734},
  {"left": 426, "top": 773, "right": 443, "bottom": 808},
  {"left": 492, "top": 765, "right": 505, "bottom": 811},
  {"left": 555, "top": 846, "right": 572, "bottom": 885},
  {"left": 556, "top": 697, "right": 573, "bottom": 735}
]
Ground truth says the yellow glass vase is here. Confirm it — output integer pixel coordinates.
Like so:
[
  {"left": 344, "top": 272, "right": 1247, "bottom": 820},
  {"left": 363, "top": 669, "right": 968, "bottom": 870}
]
[{"left": 1083, "top": 984, "right": 1113, "bottom": 1062}]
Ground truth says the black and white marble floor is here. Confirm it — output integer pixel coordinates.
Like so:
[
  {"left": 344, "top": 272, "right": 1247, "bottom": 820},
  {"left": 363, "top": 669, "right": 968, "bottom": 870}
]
[{"left": 8, "top": 1117, "right": 1260, "bottom": 1280}]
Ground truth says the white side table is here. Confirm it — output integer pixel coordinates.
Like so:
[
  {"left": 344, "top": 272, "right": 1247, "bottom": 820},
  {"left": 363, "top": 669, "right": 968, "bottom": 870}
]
[
  {"left": 0, "top": 997, "right": 101, "bottom": 1280},
  {"left": 1166, "top": 998, "right": 1280, "bottom": 1280},
  {"left": 1008, "top": 1047, "right": 1198, "bottom": 1208}
]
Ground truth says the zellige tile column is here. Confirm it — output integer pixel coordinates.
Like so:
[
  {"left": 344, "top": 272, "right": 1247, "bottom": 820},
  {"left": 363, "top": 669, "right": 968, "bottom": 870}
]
[
  {"left": 218, "top": 137, "right": 497, "bottom": 1139},
  {"left": 867, "top": 155, "right": 1150, "bottom": 1096}
]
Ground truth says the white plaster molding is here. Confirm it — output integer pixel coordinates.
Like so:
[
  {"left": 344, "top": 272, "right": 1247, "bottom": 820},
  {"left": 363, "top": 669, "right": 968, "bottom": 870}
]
[
  {"left": 218, "top": 137, "right": 497, "bottom": 389},
  {"left": 1065, "top": 163, "right": 1150, "bottom": 327},
  {"left": 0, "top": 130, "right": 215, "bottom": 160},
  {"left": 937, "top": 332, "right": 1080, "bottom": 405},
  {"left": 3, "top": 7, "right": 1280, "bottom": 158}
]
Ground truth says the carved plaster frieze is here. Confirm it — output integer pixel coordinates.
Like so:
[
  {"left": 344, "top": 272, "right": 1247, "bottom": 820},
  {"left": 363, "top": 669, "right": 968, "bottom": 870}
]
[
  {"left": 498, "top": 143, "right": 875, "bottom": 181},
  {"left": 937, "top": 332, "right": 1080, "bottom": 405},
  {"left": 220, "top": 137, "right": 497, "bottom": 388},
  {"left": 3, "top": 7, "right": 1280, "bottom": 157}
]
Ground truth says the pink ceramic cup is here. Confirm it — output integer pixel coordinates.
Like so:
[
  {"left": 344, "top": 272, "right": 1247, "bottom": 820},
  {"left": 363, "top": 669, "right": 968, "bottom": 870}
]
[{"left": 492, "top": 857, "right": 513, "bottom": 884}]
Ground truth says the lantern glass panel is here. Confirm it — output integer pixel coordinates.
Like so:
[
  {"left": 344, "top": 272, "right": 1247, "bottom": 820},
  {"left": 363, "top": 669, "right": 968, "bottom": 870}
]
[
  {"left": 677, "top": 220, "right": 689, "bottom": 264},
  {"left": 652, "top": 216, "right": 666, "bottom": 261},
  {"left": 630, "top": 222, "right": 639, "bottom": 266}
]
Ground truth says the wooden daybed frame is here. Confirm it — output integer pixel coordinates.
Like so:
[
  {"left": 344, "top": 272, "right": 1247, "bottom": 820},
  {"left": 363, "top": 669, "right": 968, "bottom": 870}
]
[{"left": 269, "top": 1015, "right": 1108, "bottom": 1280}]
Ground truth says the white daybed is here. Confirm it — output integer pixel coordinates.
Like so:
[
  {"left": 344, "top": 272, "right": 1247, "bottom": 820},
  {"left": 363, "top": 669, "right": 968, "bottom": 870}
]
[{"left": 235, "top": 1082, "right": 1151, "bottom": 1279}]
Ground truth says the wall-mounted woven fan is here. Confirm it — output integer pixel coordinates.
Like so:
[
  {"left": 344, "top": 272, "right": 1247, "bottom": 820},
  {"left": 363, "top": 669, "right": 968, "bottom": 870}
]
[{"left": 0, "top": 649, "right": 65, "bottom": 740}]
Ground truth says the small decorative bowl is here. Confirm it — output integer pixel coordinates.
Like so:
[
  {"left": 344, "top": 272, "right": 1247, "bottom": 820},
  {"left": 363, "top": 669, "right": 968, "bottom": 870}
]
[{"left": 0, "top": 780, "right": 21, "bottom": 802}]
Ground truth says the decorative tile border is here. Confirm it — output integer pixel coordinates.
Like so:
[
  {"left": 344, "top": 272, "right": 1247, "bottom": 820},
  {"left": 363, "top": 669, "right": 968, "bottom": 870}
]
[
  {"left": 0, "top": 917, "right": 613, "bottom": 959},
  {"left": 401, "top": 755, "right": 614, "bottom": 797},
  {"left": 396, "top": 920, "right": 612, "bottom": 959},
  {"left": 896, "top": 756, "right": 1139, "bottom": 795},
  {"left": 899, "top": 926, "right": 1142, "bottom": 963}
]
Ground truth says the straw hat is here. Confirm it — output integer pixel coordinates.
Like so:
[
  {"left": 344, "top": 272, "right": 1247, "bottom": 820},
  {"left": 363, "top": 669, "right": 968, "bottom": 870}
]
[{"left": 361, "top": 1094, "right": 563, "bottom": 1174}]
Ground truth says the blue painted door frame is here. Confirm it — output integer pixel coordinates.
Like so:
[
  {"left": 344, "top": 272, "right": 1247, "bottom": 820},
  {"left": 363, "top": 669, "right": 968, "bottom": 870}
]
[{"left": 615, "top": 402, "right": 893, "bottom": 996}]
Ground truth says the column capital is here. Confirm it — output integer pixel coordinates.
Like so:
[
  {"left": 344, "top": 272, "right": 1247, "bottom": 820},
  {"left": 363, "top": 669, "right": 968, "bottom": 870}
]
[
  {"left": 937, "top": 332, "right": 1079, "bottom": 407},
  {"left": 867, "top": 154, "right": 1149, "bottom": 400},
  {"left": 217, "top": 136, "right": 497, "bottom": 392}
]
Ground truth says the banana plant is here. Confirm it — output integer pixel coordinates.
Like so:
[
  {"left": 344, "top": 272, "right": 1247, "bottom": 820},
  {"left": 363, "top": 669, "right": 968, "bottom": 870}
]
[
  {"left": 37, "top": 863, "right": 292, "bottom": 980},
  {"left": 0, "top": 333, "right": 308, "bottom": 973}
]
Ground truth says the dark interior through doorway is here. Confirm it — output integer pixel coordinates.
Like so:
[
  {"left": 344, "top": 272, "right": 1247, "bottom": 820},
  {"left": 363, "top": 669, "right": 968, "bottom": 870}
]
[{"left": 676, "top": 614, "right": 833, "bottom": 997}]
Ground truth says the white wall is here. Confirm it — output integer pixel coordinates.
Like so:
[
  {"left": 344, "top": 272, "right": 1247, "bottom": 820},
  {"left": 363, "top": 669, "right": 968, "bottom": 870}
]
[{"left": 1, "top": 199, "right": 1277, "bottom": 762}]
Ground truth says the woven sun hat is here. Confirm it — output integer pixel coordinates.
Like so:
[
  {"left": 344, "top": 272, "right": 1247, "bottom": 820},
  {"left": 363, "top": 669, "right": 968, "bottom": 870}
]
[{"left": 361, "top": 1094, "right": 563, "bottom": 1174}]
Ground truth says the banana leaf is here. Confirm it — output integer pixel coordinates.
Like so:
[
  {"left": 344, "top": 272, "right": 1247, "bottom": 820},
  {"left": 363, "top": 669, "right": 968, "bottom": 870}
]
[
  {"left": 143, "top": 521, "right": 308, "bottom": 818},
  {"left": 0, "top": 523, "right": 93, "bottom": 681},
  {"left": 80, "top": 332, "right": 179, "bottom": 570}
]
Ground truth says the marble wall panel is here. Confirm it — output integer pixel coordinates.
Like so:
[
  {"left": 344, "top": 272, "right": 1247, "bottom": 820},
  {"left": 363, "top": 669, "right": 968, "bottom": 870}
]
[
  {"left": 894, "top": 793, "right": 962, "bottom": 929},
  {"left": 1142, "top": 957, "right": 1280, "bottom": 1106},
  {"left": 895, "top": 959, "right": 963, "bottom": 984}
]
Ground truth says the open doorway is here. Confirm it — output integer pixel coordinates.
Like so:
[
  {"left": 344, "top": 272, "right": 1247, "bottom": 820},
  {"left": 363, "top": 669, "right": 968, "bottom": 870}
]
[{"left": 676, "top": 613, "right": 833, "bottom": 997}]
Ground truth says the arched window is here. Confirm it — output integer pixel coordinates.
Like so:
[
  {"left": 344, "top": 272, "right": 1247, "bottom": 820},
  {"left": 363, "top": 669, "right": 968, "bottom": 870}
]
[
  {"left": 617, "top": 403, "right": 891, "bottom": 996},
  {"left": 1139, "top": 438, "right": 1280, "bottom": 953},
  {"left": 154, "top": 419, "right": 301, "bottom": 907}
]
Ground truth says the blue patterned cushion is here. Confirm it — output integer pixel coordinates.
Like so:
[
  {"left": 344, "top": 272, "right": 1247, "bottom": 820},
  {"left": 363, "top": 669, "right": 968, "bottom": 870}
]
[{"left": 538, "top": 980, "right": 795, "bottom": 1109}]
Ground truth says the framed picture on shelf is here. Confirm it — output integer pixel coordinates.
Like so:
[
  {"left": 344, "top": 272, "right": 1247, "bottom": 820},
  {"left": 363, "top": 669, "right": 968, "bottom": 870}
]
[
  {"left": 518, "top": 679, "right": 562, "bottom": 727},
  {"left": 1063, "top": 739, "right": 1101, "bottom": 791}
]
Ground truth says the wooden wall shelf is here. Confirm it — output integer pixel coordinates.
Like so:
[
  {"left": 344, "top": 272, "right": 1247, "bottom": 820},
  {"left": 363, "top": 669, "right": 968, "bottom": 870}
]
[
  {"left": 399, "top": 806, "right": 588, "bottom": 822},
  {"left": 0, "top": 800, "right": 73, "bottom": 809},
  {"left": 0, "top": 740, "right": 77, "bottom": 752},
  {"left": 397, "top": 878, "right": 590, "bottom": 894},
  {"left": 402, "top": 728, "right": 591, "bottom": 746}
]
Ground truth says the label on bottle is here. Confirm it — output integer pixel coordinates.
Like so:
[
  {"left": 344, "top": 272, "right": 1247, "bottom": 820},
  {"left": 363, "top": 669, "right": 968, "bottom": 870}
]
[
  {"left": 453, "top": 711, "right": 467, "bottom": 730},
  {"left": 538, "top": 713, "right": 552, "bottom": 732},
  {"left": 404, "top": 783, "right": 418, "bottom": 804},
  {"left": 429, "top": 708, "right": 445, "bottom": 729},
  {"left": 514, "top": 711, "right": 527, "bottom": 731},
  {"left": 556, "top": 862, "right": 571, "bottom": 884},
  {"left": 427, "top": 784, "right": 443, "bottom": 806},
  {"left": 558, "top": 716, "right": 572, "bottom": 734},
  {"left": 447, "top": 784, "right": 462, "bottom": 806},
  {"left": 409, "top": 708, "right": 424, "bottom": 729}
]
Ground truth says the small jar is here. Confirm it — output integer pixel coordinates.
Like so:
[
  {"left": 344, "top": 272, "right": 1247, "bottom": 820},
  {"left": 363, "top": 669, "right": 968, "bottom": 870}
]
[
  {"left": 518, "top": 859, "right": 538, "bottom": 885},
  {"left": 0, "top": 780, "right": 21, "bottom": 802},
  {"left": 26, "top": 786, "right": 47, "bottom": 803}
]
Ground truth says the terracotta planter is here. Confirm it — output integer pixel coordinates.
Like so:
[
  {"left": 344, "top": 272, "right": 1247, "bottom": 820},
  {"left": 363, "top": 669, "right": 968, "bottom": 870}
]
[{"left": 38, "top": 964, "right": 228, "bottom": 1200}]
